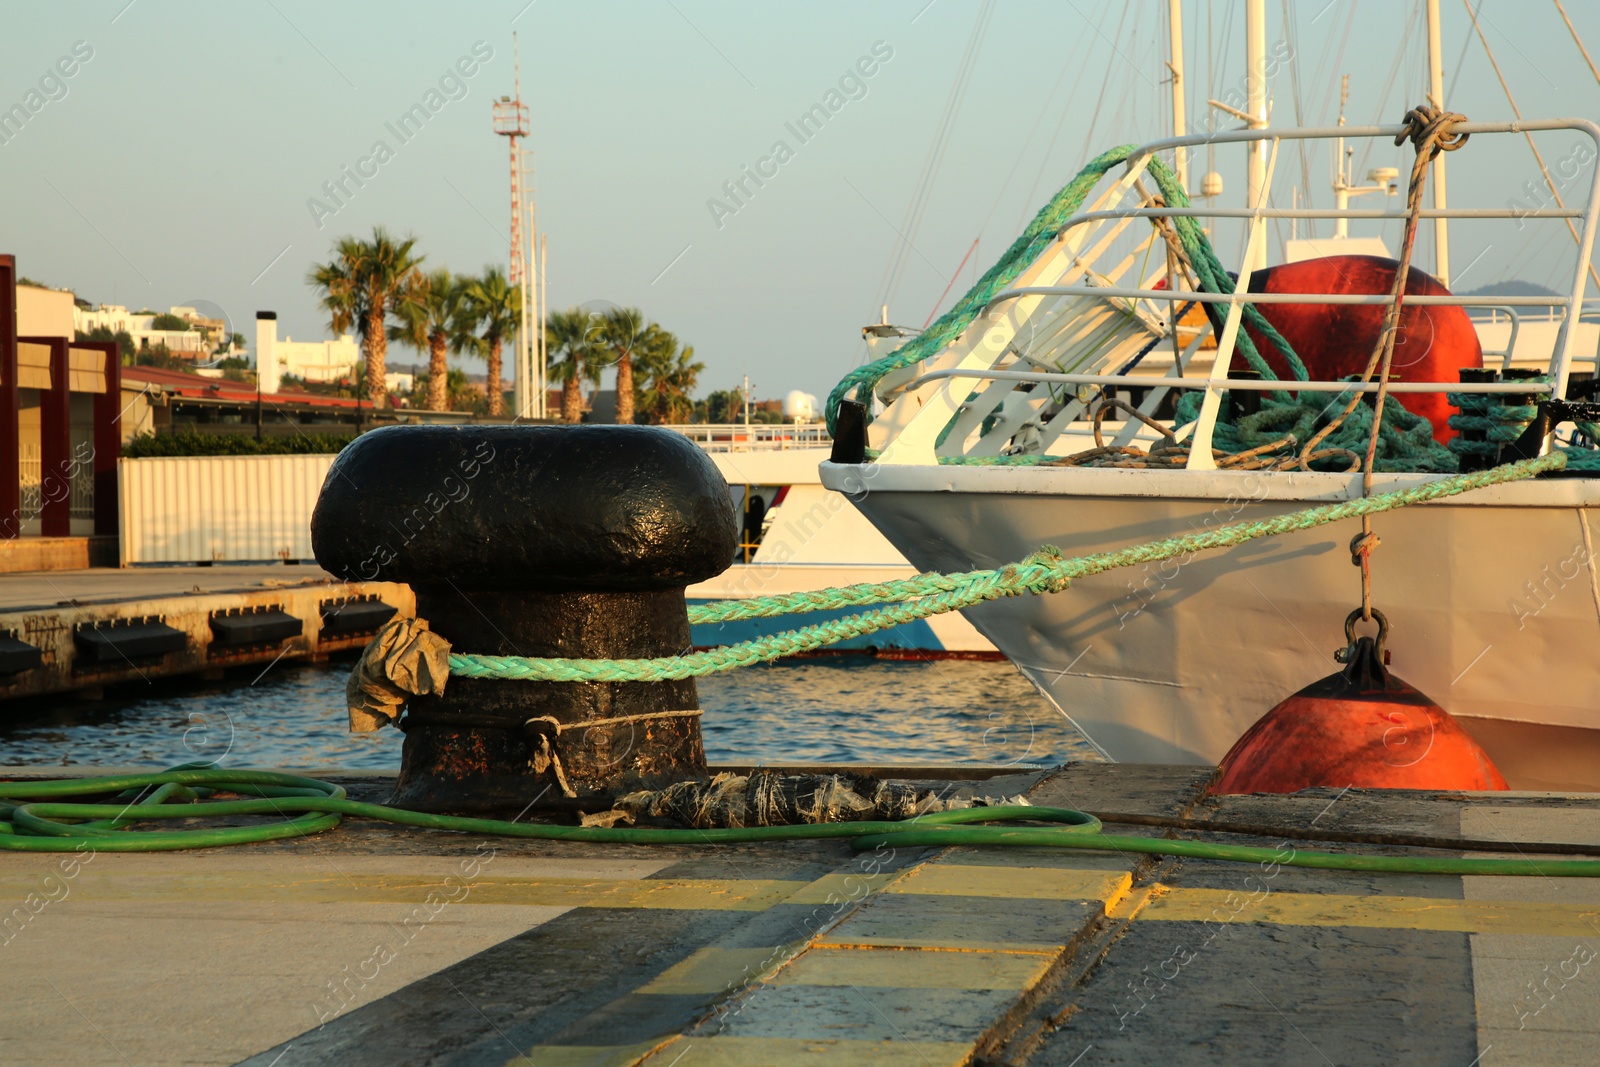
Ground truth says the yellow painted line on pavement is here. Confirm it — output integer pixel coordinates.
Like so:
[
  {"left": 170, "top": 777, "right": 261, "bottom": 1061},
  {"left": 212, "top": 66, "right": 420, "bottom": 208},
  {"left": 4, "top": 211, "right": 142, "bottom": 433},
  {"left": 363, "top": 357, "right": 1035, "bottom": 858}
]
[
  {"left": 1139, "top": 886, "right": 1600, "bottom": 937},
  {"left": 887, "top": 863, "right": 1132, "bottom": 903},
  {"left": 636, "top": 945, "right": 799, "bottom": 995},
  {"left": 814, "top": 935, "right": 1072, "bottom": 954},
  {"left": 634, "top": 1035, "right": 974, "bottom": 1066},
  {"left": 1106, "top": 883, "right": 1167, "bottom": 921},
  {"left": 782, "top": 871, "right": 898, "bottom": 904},
  {"left": 769, "top": 945, "right": 1055, "bottom": 990},
  {"left": 505, "top": 1040, "right": 668, "bottom": 1067},
  {"left": 0, "top": 872, "right": 810, "bottom": 912}
]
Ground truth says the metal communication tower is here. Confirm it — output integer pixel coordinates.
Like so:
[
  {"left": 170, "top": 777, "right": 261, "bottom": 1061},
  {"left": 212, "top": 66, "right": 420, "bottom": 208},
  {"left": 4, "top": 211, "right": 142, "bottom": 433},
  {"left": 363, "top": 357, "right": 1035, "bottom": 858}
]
[{"left": 493, "top": 34, "right": 541, "bottom": 418}]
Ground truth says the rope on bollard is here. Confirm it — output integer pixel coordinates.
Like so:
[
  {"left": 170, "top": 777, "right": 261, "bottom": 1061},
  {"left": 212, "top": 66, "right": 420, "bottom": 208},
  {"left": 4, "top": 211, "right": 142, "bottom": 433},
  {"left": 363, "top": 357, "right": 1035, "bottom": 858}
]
[
  {"left": 445, "top": 453, "right": 1564, "bottom": 684},
  {"left": 1448, "top": 390, "right": 1543, "bottom": 457}
]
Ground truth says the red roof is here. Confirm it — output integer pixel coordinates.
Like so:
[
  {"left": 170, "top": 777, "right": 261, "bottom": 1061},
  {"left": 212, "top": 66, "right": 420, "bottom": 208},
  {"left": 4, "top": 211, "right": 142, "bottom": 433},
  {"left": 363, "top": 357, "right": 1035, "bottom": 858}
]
[{"left": 122, "top": 366, "right": 364, "bottom": 409}]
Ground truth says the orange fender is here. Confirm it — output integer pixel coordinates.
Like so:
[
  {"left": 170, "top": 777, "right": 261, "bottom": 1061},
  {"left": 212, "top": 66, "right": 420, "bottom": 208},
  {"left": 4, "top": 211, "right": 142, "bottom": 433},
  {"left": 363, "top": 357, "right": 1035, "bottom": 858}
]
[
  {"left": 1213, "top": 634, "right": 1507, "bottom": 794},
  {"left": 1243, "top": 255, "right": 1482, "bottom": 444}
]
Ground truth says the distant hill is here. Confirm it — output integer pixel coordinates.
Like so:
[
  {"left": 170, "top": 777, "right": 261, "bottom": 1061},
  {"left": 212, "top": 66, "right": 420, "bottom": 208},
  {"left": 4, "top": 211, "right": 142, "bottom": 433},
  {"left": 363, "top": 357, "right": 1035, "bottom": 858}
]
[{"left": 1461, "top": 280, "right": 1562, "bottom": 298}]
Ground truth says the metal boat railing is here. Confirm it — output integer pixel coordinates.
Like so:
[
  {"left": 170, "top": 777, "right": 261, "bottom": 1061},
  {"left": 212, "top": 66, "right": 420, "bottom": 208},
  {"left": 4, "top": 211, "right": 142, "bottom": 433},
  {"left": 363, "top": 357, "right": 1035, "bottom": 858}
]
[
  {"left": 667, "top": 423, "right": 830, "bottom": 451},
  {"left": 869, "top": 120, "right": 1600, "bottom": 469}
]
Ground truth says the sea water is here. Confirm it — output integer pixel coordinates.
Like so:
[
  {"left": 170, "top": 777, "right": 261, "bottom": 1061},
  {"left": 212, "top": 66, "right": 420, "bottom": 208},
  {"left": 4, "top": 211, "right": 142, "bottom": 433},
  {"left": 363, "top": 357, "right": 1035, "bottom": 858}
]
[{"left": 0, "top": 658, "right": 1098, "bottom": 770}]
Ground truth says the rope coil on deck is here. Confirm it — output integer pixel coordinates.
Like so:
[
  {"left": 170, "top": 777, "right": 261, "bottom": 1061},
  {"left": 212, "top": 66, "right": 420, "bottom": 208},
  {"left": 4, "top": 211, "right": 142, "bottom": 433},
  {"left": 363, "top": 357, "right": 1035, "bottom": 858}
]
[{"left": 1447, "top": 392, "right": 1542, "bottom": 450}]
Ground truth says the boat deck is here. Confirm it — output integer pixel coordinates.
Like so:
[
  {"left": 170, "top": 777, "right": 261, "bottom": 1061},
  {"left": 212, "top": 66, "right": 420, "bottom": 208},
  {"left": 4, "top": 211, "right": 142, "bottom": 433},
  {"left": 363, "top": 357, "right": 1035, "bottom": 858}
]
[{"left": 2, "top": 762, "right": 1595, "bottom": 1066}]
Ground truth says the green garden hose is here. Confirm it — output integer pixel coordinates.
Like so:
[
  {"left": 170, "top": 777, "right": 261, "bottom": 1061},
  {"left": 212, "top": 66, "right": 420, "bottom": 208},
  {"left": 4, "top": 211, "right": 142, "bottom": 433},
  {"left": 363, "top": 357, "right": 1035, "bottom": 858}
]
[{"left": 3, "top": 767, "right": 1598, "bottom": 877}]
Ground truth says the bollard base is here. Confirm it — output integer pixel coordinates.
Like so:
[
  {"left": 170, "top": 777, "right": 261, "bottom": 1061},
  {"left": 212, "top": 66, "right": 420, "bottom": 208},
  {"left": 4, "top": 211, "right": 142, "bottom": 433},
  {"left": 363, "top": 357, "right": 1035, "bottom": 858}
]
[
  {"left": 388, "top": 707, "right": 707, "bottom": 813},
  {"left": 388, "top": 586, "right": 709, "bottom": 813}
]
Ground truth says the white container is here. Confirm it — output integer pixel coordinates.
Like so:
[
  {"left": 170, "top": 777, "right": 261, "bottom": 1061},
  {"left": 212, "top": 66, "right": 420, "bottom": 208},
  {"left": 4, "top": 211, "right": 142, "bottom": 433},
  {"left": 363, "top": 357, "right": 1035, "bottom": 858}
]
[{"left": 119, "top": 454, "right": 336, "bottom": 564}]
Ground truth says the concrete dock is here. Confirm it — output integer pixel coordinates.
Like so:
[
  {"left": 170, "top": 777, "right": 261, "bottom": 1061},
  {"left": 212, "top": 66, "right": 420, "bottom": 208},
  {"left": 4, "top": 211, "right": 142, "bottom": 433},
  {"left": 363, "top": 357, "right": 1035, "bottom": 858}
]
[
  {"left": 3, "top": 762, "right": 1595, "bottom": 1066},
  {"left": 0, "top": 565, "right": 411, "bottom": 702}
]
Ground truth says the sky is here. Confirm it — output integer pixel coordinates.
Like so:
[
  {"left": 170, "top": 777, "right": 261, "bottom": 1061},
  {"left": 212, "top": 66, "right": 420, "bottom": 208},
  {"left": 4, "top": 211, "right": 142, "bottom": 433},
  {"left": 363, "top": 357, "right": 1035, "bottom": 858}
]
[{"left": 4, "top": 1, "right": 1600, "bottom": 404}]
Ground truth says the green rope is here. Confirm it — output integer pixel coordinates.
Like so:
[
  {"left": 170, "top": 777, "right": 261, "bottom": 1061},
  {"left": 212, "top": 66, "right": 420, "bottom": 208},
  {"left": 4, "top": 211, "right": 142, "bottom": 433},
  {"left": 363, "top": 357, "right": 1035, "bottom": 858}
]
[
  {"left": 1448, "top": 387, "right": 1541, "bottom": 459},
  {"left": 5, "top": 767, "right": 1599, "bottom": 876},
  {"left": 466, "top": 454, "right": 1562, "bottom": 681},
  {"left": 1445, "top": 381, "right": 1600, "bottom": 470},
  {"left": 1172, "top": 384, "right": 1460, "bottom": 473},
  {"left": 825, "top": 147, "right": 1305, "bottom": 438}
]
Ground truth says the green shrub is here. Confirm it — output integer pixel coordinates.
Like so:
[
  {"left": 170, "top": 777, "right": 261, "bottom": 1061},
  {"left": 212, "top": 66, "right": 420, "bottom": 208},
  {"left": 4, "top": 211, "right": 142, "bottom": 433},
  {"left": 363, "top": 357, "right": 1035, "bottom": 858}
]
[{"left": 122, "top": 431, "right": 354, "bottom": 457}]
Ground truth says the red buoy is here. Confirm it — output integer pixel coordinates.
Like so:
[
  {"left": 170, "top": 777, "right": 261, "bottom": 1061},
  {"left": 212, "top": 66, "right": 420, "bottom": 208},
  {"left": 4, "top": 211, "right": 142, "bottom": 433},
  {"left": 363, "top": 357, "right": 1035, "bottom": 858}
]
[
  {"left": 1213, "top": 614, "right": 1507, "bottom": 794},
  {"left": 1243, "top": 255, "right": 1482, "bottom": 444}
]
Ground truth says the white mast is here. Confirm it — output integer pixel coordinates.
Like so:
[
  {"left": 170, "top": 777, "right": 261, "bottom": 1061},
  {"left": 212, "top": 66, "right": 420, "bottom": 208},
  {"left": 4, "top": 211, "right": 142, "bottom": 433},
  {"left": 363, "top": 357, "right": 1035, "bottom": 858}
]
[
  {"left": 1426, "top": 0, "right": 1450, "bottom": 285},
  {"left": 539, "top": 232, "right": 548, "bottom": 418},
  {"left": 494, "top": 35, "right": 535, "bottom": 419},
  {"left": 1245, "top": 0, "right": 1267, "bottom": 270},
  {"left": 1334, "top": 75, "right": 1351, "bottom": 239},
  {"left": 525, "top": 143, "right": 540, "bottom": 419},
  {"left": 1168, "top": 0, "right": 1188, "bottom": 192}
]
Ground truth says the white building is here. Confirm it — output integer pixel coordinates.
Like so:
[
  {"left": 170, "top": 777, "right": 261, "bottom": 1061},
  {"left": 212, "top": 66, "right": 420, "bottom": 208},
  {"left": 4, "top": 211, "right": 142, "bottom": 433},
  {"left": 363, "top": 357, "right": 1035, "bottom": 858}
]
[
  {"left": 72, "top": 303, "right": 220, "bottom": 355},
  {"left": 253, "top": 312, "right": 410, "bottom": 396}
]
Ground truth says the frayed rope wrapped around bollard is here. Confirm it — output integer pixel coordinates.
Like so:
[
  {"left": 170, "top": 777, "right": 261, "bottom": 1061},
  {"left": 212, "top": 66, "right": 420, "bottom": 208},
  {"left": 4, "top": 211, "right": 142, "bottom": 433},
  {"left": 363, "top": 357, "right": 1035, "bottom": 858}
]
[{"left": 422, "top": 453, "right": 1563, "bottom": 686}]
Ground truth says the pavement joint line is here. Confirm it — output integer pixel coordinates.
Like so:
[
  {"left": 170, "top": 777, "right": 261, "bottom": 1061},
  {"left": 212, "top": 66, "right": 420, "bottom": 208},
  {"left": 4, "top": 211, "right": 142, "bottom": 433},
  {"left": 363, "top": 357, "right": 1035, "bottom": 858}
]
[{"left": 1104, "top": 882, "right": 1165, "bottom": 921}]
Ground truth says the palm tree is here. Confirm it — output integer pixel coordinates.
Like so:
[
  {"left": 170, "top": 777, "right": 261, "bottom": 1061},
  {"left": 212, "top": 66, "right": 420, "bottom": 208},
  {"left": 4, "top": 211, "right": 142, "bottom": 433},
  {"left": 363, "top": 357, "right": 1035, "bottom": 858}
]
[
  {"left": 634, "top": 325, "right": 704, "bottom": 424},
  {"left": 307, "top": 227, "right": 423, "bottom": 408},
  {"left": 596, "top": 306, "right": 646, "bottom": 424},
  {"left": 213, "top": 331, "right": 247, "bottom": 358},
  {"left": 459, "top": 267, "right": 519, "bottom": 417},
  {"left": 545, "top": 308, "right": 603, "bottom": 423},
  {"left": 392, "top": 268, "right": 475, "bottom": 412}
]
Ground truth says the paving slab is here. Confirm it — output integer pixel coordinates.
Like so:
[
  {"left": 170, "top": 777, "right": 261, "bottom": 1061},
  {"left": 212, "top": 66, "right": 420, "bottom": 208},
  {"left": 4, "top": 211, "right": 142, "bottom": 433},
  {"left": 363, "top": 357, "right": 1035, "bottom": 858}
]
[
  {"left": 1009, "top": 785, "right": 1600, "bottom": 1067},
  {"left": 4, "top": 765, "right": 1599, "bottom": 1066}
]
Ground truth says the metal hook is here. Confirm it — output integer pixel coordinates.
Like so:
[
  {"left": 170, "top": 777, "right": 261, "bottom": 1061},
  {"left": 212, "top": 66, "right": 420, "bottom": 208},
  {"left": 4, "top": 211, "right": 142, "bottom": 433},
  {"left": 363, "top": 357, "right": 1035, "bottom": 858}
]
[{"left": 1336, "top": 607, "right": 1390, "bottom": 664}]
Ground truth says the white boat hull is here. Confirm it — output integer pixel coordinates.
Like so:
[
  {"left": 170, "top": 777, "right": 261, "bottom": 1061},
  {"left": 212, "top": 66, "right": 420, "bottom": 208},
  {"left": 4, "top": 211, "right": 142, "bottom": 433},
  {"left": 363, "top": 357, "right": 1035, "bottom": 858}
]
[{"left": 822, "top": 461, "right": 1600, "bottom": 790}]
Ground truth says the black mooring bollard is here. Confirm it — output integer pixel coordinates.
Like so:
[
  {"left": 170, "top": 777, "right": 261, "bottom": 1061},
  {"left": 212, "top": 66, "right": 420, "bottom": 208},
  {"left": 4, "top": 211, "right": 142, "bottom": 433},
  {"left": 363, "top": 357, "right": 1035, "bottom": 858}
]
[{"left": 310, "top": 425, "right": 738, "bottom": 812}]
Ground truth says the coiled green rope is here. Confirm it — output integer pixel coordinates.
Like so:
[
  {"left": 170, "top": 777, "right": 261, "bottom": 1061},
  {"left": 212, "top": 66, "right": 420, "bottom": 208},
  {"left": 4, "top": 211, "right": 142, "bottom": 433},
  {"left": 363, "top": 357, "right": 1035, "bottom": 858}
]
[
  {"left": 4, "top": 767, "right": 1598, "bottom": 876},
  {"left": 1175, "top": 385, "right": 1458, "bottom": 473},
  {"left": 452, "top": 453, "right": 1563, "bottom": 682},
  {"left": 1449, "top": 387, "right": 1543, "bottom": 460},
  {"left": 1447, "top": 382, "right": 1600, "bottom": 470}
]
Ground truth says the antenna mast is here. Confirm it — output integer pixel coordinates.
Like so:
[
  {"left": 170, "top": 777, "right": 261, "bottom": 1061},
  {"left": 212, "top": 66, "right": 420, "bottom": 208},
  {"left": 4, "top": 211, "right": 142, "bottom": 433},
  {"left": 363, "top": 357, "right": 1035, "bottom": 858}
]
[
  {"left": 493, "top": 34, "right": 540, "bottom": 418},
  {"left": 1425, "top": 0, "right": 1450, "bottom": 286},
  {"left": 1245, "top": 0, "right": 1267, "bottom": 270},
  {"left": 1168, "top": 0, "right": 1187, "bottom": 193}
]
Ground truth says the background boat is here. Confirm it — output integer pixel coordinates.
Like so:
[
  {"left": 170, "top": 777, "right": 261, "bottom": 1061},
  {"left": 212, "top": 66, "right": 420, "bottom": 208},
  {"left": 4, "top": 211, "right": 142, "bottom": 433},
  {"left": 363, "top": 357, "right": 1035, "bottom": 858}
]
[{"left": 678, "top": 424, "right": 996, "bottom": 657}]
